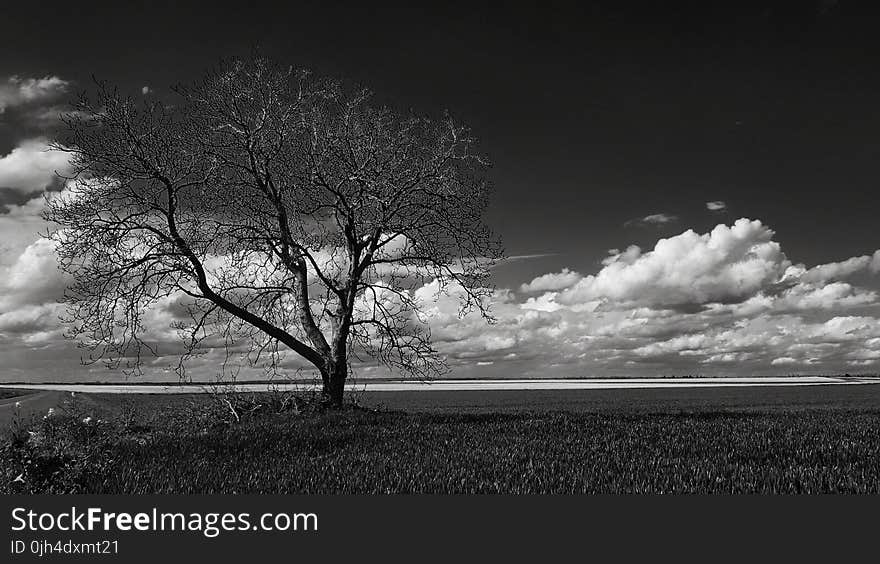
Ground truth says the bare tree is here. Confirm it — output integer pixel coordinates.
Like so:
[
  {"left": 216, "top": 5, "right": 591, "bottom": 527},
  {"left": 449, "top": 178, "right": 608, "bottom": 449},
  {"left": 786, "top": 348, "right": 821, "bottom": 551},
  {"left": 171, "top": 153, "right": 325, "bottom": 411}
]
[{"left": 46, "top": 57, "right": 502, "bottom": 406}]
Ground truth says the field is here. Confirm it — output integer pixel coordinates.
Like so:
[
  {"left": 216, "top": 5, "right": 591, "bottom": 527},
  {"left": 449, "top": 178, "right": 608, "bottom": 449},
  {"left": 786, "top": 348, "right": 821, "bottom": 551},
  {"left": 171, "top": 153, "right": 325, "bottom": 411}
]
[
  {"left": 0, "top": 389, "right": 23, "bottom": 400},
  {"left": 2, "top": 384, "right": 880, "bottom": 494}
]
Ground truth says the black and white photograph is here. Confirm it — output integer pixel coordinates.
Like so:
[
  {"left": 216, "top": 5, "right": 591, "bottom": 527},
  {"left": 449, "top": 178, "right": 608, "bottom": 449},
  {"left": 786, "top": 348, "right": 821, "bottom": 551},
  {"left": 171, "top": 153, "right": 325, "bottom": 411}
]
[{"left": 1, "top": 0, "right": 879, "bottom": 558}]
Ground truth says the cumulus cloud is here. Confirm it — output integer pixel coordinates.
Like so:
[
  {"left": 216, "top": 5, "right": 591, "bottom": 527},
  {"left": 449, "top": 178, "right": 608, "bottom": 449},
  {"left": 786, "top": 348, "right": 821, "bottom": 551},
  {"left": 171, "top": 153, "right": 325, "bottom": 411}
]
[
  {"left": 772, "top": 282, "right": 876, "bottom": 312},
  {"left": 706, "top": 201, "right": 727, "bottom": 212},
  {"left": 799, "top": 253, "right": 879, "bottom": 283},
  {"left": 0, "top": 302, "right": 66, "bottom": 340},
  {"left": 520, "top": 268, "right": 582, "bottom": 293},
  {"left": 556, "top": 219, "right": 790, "bottom": 307},
  {"left": 0, "top": 75, "right": 70, "bottom": 113},
  {"left": 502, "top": 219, "right": 880, "bottom": 374},
  {"left": 0, "top": 238, "right": 70, "bottom": 309},
  {"left": 625, "top": 213, "right": 678, "bottom": 227},
  {"left": 0, "top": 199, "right": 51, "bottom": 272},
  {"left": 1, "top": 211, "right": 878, "bottom": 379},
  {"left": 0, "top": 237, "right": 71, "bottom": 346},
  {"left": 0, "top": 190, "right": 76, "bottom": 349},
  {"left": 617, "top": 312, "right": 880, "bottom": 370},
  {"left": 0, "top": 138, "right": 71, "bottom": 193}
]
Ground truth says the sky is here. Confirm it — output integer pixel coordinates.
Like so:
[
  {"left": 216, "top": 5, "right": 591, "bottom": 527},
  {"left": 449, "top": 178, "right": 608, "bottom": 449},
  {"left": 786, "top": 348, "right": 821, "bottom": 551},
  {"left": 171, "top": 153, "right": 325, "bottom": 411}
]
[{"left": 1, "top": 1, "right": 879, "bottom": 381}]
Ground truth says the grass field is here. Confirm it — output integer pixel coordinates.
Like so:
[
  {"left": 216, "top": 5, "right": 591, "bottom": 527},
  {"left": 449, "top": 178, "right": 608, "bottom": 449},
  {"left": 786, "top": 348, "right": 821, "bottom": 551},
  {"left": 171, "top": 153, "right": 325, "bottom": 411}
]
[
  {"left": 0, "top": 389, "right": 24, "bottom": 400},
  {"left": 2, "top": 386, "right": 880, "bottom": 494},
  {"left": 355, "top": 383, "right": 880, "bottom": 413}
]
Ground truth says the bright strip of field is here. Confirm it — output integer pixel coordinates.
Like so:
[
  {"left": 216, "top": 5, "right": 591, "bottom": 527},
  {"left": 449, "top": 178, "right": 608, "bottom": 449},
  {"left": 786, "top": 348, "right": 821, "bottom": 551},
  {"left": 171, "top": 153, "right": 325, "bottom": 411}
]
[{"left": 3, "top": 376, "right": 879, "bottom": 394}]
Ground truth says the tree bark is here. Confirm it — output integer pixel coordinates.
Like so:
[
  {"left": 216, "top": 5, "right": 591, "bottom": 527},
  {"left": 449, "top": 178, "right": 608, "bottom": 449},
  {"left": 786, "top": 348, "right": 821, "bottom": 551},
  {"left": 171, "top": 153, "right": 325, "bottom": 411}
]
[{"left": 321, "top": 360, "right": 347, "bottom": 407}]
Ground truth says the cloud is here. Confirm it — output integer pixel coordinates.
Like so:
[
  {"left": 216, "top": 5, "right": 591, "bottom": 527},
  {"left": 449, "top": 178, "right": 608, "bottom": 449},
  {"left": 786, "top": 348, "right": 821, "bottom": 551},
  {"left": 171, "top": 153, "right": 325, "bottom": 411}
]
[
  {"left": 557, "top": 219, "right": 790, "bottom": 307},
  {"left": 706, "top": 201, "right": 727, "bottom": 212},
  {"left": 0, "top": 139, "right": 71, "bottom": 193},
  {"left": 773, "top": 282, "right": 876, "bottom": 312},
  {"left": 0, "top": 238, "right": 69, "bottom": 306},
  {"left": 0, "top": 303, "right": 66, "bottom": 340},
  {"left": 424, "top": 277, "right": 877, "bottom": 375},
  {"left": 798, "top": 253, "right": 879, "bottom": 284},
  {"left": 640, "top": 213, "right": 678, "bottom": 224},
  {"left": 0, "top": 75, "right": 70, "bottom": 113},
  {"left": 1, "top": 211, "right": 878, "bottom": 379},
  {"left": 0, "top": 196, "right": 51, "bottom": 270},
  {"left": 623, "top": 313, "right": 880, "bottom": 369},
  {"left": 771, "top": 357, "right": 799, "bottom": 366},
  {"left": 497, "top": 219, "right": 880, "bottom": 375},
  {"left": 0, "top": 187, "right": 78, "bottom": 350},
  {"left": 625, "top": 213, "right": 678, "bottom": 227},
  {"left": 520, "top": 268, "right": 582, "bottom": 293}
]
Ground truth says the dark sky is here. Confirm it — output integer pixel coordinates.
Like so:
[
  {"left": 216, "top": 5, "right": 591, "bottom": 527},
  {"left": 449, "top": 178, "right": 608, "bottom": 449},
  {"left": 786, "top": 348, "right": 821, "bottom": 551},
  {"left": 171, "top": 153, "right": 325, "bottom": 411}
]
[
  {"left": 2, "top": 1, "right": 880, "bottom": 380},
  {"left": 3, "top": 1, "right": 878, "bottom": 281}
]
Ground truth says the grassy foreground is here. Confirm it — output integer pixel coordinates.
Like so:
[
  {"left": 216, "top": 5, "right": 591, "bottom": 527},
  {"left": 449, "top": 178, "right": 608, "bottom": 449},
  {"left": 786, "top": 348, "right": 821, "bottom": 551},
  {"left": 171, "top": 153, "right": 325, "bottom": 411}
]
[
  {"left": 3, "top": 391, "right": 880, "bottom": 494},
  {"left": 0, "top": 389, "right": 24, "bottom": 400}
]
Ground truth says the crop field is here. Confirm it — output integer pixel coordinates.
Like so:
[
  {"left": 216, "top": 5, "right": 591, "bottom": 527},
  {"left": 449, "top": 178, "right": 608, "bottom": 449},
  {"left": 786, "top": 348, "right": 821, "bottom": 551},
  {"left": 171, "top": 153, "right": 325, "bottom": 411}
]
[
  {"left": 355, "top": 382, "right": 880, "bottom": 413},
  {"left": 2, "top": 386, "right": 880, "bottom": 494}
]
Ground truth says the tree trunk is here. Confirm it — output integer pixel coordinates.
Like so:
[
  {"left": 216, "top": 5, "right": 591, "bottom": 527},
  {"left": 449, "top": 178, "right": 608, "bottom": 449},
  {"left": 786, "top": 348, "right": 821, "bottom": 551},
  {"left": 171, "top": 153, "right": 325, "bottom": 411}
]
[{"left": 321, "top": 361, "right": 347, "bottom": 407}]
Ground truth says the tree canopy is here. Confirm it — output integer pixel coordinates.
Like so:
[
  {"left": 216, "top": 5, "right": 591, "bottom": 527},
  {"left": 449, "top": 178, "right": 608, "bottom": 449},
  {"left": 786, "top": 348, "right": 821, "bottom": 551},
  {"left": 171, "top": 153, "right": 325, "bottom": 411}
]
[{"left": 46, "top": 57, "right": 502, "bottom": 404}]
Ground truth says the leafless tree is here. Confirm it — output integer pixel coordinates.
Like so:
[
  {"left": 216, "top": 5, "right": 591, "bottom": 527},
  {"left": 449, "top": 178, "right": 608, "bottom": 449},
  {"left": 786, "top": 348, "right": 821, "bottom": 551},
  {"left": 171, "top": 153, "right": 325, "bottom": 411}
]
[{"left": 45, "top": 57, "right": 502, "bottom": 406}]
